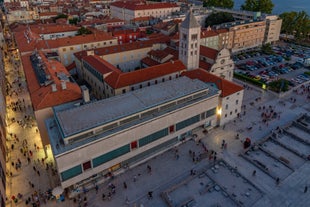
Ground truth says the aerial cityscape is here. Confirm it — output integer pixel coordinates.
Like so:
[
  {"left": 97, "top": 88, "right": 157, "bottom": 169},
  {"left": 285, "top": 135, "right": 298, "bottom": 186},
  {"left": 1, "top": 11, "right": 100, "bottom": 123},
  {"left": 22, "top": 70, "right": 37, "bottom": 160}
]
[{"left": 0, "top": 0, "right": 309, "bottom": 207}]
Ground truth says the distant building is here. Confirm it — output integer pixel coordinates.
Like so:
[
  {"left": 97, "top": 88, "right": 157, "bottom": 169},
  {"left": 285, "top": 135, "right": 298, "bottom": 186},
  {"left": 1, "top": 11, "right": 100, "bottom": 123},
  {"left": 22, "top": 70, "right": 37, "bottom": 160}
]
[
  {"left": 13, "top": 24, "right": 118, "bottom": 66},
  {"left": 110, "top": 0, "right": 180, "bottom": 23},
  {"left": 212, "top": 7, "right": 282, "bottom": 47}
]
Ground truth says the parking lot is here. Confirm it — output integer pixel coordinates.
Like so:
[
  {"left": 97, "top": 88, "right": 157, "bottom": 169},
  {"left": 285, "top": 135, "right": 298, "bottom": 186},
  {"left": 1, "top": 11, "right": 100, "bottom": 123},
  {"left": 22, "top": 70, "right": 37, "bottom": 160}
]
[{"left": 234, "top": 43, "right": 310, "bottom": 89}]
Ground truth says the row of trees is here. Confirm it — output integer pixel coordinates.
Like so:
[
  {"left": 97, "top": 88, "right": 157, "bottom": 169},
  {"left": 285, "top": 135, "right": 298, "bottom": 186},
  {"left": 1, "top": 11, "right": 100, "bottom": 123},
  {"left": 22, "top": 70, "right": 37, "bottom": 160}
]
[
  {"left": 203, "top": 0, "right": 274, "bottom": 14},
  {"left": 280, "top": 11, "right": 310, "bottom": 40}
]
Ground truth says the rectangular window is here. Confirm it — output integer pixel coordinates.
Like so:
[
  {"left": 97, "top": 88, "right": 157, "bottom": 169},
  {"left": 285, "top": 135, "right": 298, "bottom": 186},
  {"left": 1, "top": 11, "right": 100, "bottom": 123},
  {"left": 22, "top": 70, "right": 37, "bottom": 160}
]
[
  {"left": 92, "top": 145, "right": 130, "bottom": 168},
  {"left": 83, "top": 161, "right": 91, "bottom": 171},
  {"left": 191, "top": 34, "right": 198, "bottom": 40},
  {"left": 60, "top": 165, "right": 82, "bottom": 181},
  {"left": 201, "top": 112, "right": 206, "bottom": 120},
  {"left": 139, "top": 128, "right": 169, "bottom": 147},
  {"left": 206, "top": 108, "right": 216, "bottom": 117},
  {"left": 176, "top": 115, "right": 200, "bottom": 131}
]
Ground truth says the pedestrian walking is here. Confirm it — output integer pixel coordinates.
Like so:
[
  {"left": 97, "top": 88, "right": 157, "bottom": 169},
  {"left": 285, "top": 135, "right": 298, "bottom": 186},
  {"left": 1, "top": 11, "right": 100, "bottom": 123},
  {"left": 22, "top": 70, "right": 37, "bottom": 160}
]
[
  {"left": 148, "top": 191, "right": 153, "bottom": 199},
  {"left": 147, "top": 165, "right": 152, "bottom": 174},
  {"left": 276, "top": 177, "right": 280, "bottom": 185},
  {"left": 304, "top": 186, "right": 308, "bottom": 193},
  {"left": 123, "top": 182, "right": 127, "bottom": 189},
  {"left": 133, "top": 175, "right": 137, "bottom": 182},
  {"left": 252, "top": 170, "right": 256, "bottom": 176},
  {"left": 95, "top": 185, "right": 99, "bottom": 194}
]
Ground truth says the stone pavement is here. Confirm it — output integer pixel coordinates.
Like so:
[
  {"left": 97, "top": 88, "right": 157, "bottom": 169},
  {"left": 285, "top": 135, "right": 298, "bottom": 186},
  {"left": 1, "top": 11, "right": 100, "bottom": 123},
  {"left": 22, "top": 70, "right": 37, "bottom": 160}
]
[{"left": 4, "top": 51, "right": 310, "bottom": 207}]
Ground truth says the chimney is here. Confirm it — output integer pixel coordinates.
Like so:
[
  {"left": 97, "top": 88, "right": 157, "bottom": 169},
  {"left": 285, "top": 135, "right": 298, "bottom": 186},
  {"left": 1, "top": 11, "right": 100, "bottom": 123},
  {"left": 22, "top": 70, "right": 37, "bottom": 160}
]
[
  {"left": 80, "top": 85, "right": 90, "bottom": 103},
  {"left": 51, "top": 84, "right": 57, "bottom": 92},
  {"left": 61, "top": 81, "right": 67, "bottom": 90}
]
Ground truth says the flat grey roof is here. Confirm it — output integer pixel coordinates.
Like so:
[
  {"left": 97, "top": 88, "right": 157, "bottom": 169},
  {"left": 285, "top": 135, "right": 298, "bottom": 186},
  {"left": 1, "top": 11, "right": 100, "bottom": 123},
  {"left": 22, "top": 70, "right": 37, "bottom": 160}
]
[{"left": 55, "top": 77, "right": 210, "bottom": 138}]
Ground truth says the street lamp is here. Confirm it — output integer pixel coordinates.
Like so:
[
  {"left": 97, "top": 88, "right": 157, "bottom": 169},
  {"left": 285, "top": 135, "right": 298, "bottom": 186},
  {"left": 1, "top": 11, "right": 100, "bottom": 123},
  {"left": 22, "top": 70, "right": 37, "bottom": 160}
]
[{"left": 217, "top": 107, "right": 222, "bottom": 116}]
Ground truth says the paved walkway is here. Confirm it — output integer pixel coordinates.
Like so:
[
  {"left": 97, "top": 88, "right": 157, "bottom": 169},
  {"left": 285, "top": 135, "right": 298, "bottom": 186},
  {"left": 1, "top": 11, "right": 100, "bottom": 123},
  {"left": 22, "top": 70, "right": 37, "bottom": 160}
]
[{"left": 4, "top": 51, "right": 310, "bottom": 207}]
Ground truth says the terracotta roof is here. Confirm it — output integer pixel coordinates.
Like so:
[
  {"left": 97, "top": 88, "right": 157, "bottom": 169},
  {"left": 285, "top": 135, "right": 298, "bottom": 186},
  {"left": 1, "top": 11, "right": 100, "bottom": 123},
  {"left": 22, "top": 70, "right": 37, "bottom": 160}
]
[
  {"left": 66, "top": 62, "right": 76, "bottom": 71},
  {"left": 199, "top": 60, "right": 212, "bottom": 71},
  {"left": 163, "top": 47, "right": 179, "bottom": 59},
  {"left": 111, "top": 1, "right": 179, "bottom": 11},
  {"left": 112, "top": 28, "right": 140, "bottom": 35},
  {"left": 182, "top": 69, "right": 243, "bottom": 97},
  {"left": 148, "top": 49, "right": 171, "bottom": 61},
  {"left": 132, "top": 16, "right": 153, "bottom": 22},
  {"left": 105, "top": 60, "right": 186, "bottom": 89},
  {"left": 200, "top": 45, "right": 219, "bottom": 60},
  {"left": 74, "top": 37, "right": 169, "bottom": 60},
  {"left": 28, "top": 24, "right": 79, "bottom": 35},
  {"left": 13, "top": 26, "right": 115, "bottom": 53},
  {"left": 201, "top": 28, "right": 218, "bottom": 38},
  {"left": 39, "top": 12, "right": 58, "bottom": 17},
  {"left": 141, "top": 56, "right": 161, "bottom": 67},
  {"left": 217, "top": 28, "right": 229, "bottom": 34},
  {"left": 21, "top": 52, "right": 82, "bottom": 110},
  {"left": 82, "top": 55, "right": 121, "bottom": 75}
]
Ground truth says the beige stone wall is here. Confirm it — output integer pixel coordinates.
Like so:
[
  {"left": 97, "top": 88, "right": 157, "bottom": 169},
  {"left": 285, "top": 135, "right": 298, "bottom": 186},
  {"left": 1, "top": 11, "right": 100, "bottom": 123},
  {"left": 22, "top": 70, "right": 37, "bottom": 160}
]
[
  {"left": 230, "top": 21, "right": 266, "bottom": 52},
  {"left": 58, "top": 39, "right": 118, "bottom": 66},
  {"left": 34, "top": 107, "right": 54, "bottom": 146},
  {"left": 209, "top": 48, "right": 234, "bottom": 81},
  {"left": 219, "top": 90, "right": 244, "bottom": 125}
]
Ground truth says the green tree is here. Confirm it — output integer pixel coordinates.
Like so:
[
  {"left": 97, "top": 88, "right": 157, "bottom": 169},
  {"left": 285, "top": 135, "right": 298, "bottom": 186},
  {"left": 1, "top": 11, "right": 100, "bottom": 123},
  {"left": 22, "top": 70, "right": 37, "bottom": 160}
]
[
  {"left": 69, "top": 17, "right": 79, "bottom": 25},
  {"left": 205, "top": 12, "right": 234, "bottom": 27},
  {"left": 280, "top": 11, "right": 310, "bottom": 40},
  {"left": 241, "top": 0, "right": 274, "bottom": 14},
  {"left": 203, "top": 0, "right": 234, "bottom": 9},
  {"left": 54, "top": 13, "right": 68, "bottom": 21},
  {"left": 261, "top": 43, "right": 273, "bottom": 54},
  {"left": 268, "top": 79, "right": 289, "bottom": 93},
  {"left": 76, "top": 27, "right": 92, "bottom": 36}
]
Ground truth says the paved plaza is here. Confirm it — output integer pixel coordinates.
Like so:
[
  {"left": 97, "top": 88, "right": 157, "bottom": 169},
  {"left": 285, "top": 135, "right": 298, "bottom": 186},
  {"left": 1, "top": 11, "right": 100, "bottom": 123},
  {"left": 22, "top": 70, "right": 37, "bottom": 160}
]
[{"left": 4, "top": 51, "right": 310, "bottom": 207}]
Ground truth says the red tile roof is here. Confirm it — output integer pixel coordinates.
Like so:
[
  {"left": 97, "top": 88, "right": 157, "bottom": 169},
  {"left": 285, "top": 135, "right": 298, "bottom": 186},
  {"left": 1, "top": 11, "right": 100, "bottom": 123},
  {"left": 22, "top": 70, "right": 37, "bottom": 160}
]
[
  {"left": 141, "top": 56, "right": 161, "bottom": 67},
  {"left": 148, "top": 49, "right": 171, "bottom": 61},
  {"left": 111, "top": 1, "right": 179, "bottom": 11},
  {"left": 200, "top": 45, "right": 219, "bottom": 60},
  {"left": 105, "top": 60, "right": 186, "bottom": 89},
  {"left": 66, "top": 62, "right": 76, "bottom": 71},
  {"left": 28, "top": 24, "right": 79, "bottom": 35},
  {"left": 13, "top": 26, "right": 115, "bottom": 53},
  {"left": 163, "top": 47, "right": 179, "bottom": 59},
  {"left": 201, "top": 28, "right": 218, "bottom": 38},
  {"left": 21, "top": 52, "right": 82, "bottom": 110},
  {"left": 82, "top": 55, "right": 121, "bottom": 75},
  {"left": 74, "top": 37, "right": 169, "bottom": 60},
  {"left": 38, "top": 12, "right": 58, "bottom": 17},
  {"left": 182, "top": 69, "right": 243, "bottom": 97},
  {"left": 199, "top": 60, "right": 212, "bottom": 71}
]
